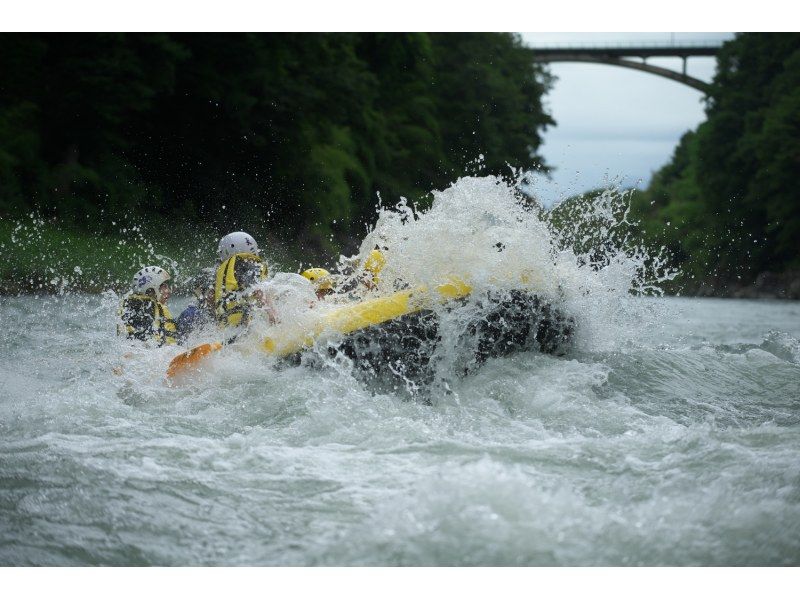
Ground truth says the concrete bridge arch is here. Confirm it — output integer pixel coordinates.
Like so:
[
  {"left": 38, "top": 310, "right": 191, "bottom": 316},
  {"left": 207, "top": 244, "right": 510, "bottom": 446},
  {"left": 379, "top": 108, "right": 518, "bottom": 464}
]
[{"left": 530, "top": 43, "right": 722, "bottom": 93}]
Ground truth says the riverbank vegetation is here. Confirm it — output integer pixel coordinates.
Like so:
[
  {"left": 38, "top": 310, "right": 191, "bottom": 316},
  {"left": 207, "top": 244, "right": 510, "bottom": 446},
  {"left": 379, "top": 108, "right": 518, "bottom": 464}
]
[
  {"left": 632, "top": 33, "right": 800, "bottom": 295},
  {"left": 0, "top": 214, "right": 319, "bottom": 294},
  {"left": 548, "top": 33, "right": 800, "bottom": 298},
  {"left": 2, "top": 33, "right": 799, "bottom": 297},
  {"left": 0, "top": 33, "right": 551, "bottom": 274}
]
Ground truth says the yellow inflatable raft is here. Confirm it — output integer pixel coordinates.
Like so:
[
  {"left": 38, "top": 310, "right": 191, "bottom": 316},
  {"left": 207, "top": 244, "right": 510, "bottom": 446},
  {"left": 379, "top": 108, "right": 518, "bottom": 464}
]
[{"left": 166, "top": 277, "right": 473, "bottom": 381}]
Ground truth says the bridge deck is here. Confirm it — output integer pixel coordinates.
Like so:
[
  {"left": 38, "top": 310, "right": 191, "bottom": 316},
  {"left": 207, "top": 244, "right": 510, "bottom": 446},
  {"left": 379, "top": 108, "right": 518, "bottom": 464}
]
[{"left": 530, "top": 44, "right": 720, "bottom": 59}]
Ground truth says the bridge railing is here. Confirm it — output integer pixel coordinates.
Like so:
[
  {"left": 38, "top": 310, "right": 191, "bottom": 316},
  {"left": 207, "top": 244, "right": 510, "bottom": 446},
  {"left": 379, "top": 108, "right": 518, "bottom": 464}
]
[{"left": 527, "top": 40, "right": 726, "bottom": 50}]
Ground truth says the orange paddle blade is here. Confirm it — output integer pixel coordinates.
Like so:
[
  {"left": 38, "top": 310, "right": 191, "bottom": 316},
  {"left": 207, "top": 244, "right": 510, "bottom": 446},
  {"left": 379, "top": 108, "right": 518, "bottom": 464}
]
[{"left": 166, "top": 342, "right": 223, "bottom": 380}]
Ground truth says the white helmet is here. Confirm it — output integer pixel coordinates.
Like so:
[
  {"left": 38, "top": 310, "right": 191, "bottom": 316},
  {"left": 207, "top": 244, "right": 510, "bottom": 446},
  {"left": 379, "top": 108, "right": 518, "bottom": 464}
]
[
  {"left": 132, "top": 266, "right": 171, "bottom": 295},
  {"left": 218, "top": 231, "right": 259, "bottom": 261}
]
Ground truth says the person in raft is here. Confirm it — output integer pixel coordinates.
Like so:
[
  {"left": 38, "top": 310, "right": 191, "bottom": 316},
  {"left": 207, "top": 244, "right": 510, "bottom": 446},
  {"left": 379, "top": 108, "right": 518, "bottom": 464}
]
[
  {"left": 214, "top": 231, "right": 268, "bottom": 332},
  {"left": 175, "top": 268, "right": 216, "bottom": 343},
  {"left": 301, "top": 267, "right": 335, "bottom": 300},
  {"left": 360, "top": 247, "right": 386, "bottom": 290},
  {"left": 117, "top": 266, "right": 178, "bottom": 346}
]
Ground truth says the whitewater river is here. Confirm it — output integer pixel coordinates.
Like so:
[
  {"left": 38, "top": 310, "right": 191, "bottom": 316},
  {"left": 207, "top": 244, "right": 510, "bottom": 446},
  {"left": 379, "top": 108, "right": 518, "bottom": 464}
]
[{"left": 0, "top": 293, "right": 798, "bottom": 566}]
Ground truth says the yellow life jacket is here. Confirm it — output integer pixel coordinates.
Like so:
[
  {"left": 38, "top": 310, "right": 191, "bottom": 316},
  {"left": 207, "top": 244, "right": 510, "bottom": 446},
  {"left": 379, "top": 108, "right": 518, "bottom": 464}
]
[
  {"left": 117, "top": 293, "right": 178, "bottom": 346},
  {"left": 214, "top": 253, "right": 267, "bottom": 328}
]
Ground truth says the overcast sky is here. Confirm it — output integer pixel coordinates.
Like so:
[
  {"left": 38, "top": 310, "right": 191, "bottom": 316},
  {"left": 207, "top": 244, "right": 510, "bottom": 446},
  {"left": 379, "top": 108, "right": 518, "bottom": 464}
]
[{"left": 518, "top": 32, "right": 735, "bottom": 206}]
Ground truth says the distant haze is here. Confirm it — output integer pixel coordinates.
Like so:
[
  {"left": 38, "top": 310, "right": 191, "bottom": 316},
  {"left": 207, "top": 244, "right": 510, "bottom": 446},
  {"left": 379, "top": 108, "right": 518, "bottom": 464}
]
[{"left": 520, "top": 32, "right": 735, "bottom": 206}]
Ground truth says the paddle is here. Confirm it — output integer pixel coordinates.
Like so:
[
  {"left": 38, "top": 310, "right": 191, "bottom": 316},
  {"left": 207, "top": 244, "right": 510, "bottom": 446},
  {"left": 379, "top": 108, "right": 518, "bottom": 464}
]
[{"left": 166, "top": 341, "right": 223, "bottom": 381}]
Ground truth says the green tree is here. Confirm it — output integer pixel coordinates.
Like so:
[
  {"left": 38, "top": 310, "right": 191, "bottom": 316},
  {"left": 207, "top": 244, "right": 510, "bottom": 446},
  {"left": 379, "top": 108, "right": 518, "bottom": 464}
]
[
  {"left": 0, "top": 33, "right": 554, "bottom": 259},
  {"left": 636, "top": 33, "right": 800, "bottom": 287}
]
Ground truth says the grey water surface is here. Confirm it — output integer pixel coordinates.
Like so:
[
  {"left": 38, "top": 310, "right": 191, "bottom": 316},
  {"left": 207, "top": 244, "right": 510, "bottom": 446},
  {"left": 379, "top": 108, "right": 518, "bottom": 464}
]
[{"left": 1, "top": 295, "right": 798, "bottom": 565}]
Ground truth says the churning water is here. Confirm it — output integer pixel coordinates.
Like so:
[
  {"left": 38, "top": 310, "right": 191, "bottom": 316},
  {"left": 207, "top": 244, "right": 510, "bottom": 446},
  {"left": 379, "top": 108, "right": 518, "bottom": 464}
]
[{"left": 1, "top": 177, "right": 799, "bottom": 565}]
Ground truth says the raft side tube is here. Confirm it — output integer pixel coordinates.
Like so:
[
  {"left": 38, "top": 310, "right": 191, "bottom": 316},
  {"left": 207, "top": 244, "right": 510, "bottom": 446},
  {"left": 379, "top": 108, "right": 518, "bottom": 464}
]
[{"left": 261, "top": 278, "right": 472, "bottom": 358}]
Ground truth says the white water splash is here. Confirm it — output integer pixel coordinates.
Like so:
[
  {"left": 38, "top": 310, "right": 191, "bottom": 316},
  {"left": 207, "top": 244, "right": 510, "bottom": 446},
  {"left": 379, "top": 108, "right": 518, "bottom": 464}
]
[{"left": 331, "top": 175, "right": 676, "bottom": 353}]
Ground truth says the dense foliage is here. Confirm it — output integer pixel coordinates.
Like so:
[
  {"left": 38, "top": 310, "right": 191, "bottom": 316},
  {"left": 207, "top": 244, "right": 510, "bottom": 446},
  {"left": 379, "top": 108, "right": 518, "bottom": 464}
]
[
  {"left": 0, "top": 33, "right": 553, "bottom": 255},
  {"left": 633, "top": 33, "right": 800, "bottom": 286}
]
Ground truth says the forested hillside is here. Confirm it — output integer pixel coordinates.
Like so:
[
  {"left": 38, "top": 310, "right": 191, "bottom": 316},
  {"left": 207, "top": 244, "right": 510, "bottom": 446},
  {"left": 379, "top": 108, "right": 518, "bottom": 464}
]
[
  {"left": 633, "top": 33, "right": 800, "bottom": 295},
  {"left": 5, "top": 32, "right": 797, "bottom": 297},
  {"left": 0, "top": 33, "right": 553, "bottom": 254}
]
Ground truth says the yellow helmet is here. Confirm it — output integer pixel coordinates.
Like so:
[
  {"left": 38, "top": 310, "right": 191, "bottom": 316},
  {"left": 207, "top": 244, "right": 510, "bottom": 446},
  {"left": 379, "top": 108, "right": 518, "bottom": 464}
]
[
  {"left": 363, "top": 249, "right": 386, "bottom": 278},
  {"left": 301, "top": 267, "right": 333, "bottom": 291}
]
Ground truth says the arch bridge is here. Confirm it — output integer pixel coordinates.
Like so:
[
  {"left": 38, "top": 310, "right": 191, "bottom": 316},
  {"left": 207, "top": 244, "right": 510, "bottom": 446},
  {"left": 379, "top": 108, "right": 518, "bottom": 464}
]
[{"left": 530, "top": 42, "right": 723, "bottom": 92}]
